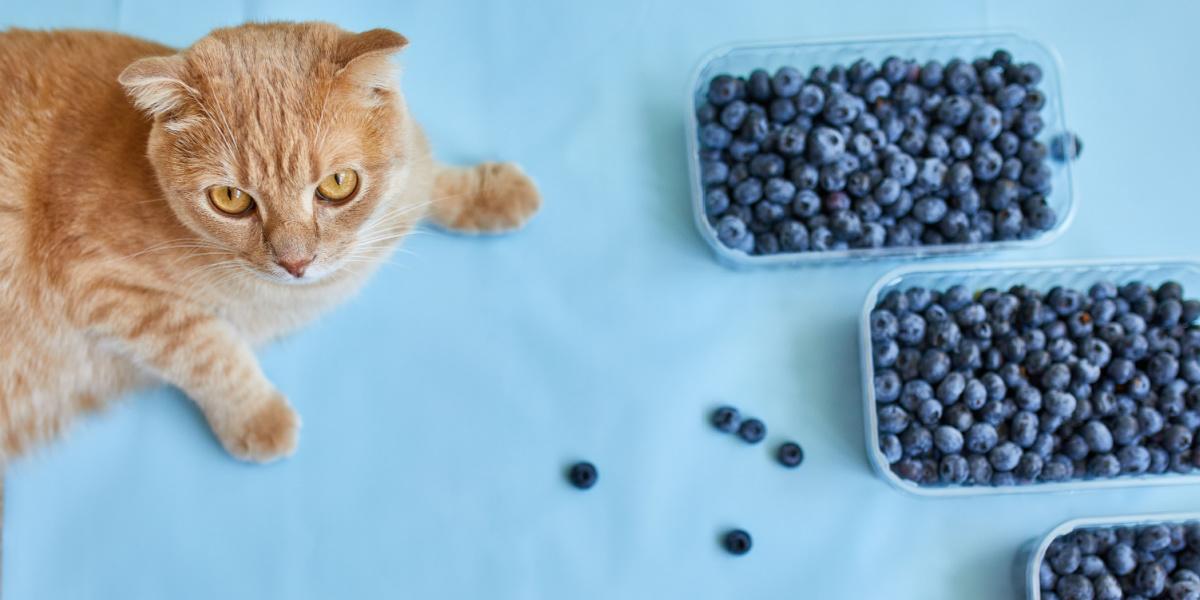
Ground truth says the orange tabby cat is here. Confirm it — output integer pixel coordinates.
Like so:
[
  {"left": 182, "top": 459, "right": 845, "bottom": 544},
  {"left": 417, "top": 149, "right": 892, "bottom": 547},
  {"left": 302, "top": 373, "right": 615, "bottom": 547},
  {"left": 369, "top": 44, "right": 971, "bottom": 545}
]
[{"left": 0, "top": 22, "right": 540, "bottom": 463}]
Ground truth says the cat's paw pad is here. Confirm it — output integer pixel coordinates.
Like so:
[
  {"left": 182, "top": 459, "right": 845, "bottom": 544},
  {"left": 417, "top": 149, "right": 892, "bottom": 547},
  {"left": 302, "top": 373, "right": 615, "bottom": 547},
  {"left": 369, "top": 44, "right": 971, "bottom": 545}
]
[
  {"left": 221, "top": 395, "right": 299, "bottom": 463},
  {"left": 436, "top": 162, "right": 541, "bottom": 233}
]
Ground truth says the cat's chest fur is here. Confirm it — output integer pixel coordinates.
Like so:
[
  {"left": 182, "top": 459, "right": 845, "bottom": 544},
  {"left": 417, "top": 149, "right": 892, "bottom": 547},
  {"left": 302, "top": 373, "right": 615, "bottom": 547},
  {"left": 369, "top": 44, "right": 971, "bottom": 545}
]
[{"left": 214, "top": 265, "right": 379, "bottom": 346}]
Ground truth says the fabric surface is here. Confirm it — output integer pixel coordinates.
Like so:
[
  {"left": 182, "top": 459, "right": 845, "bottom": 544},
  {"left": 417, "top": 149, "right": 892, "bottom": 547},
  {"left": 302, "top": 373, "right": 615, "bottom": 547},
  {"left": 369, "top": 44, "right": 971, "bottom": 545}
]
[{"left": 4, "top": 1, "right": 1200, "bottom": 598}]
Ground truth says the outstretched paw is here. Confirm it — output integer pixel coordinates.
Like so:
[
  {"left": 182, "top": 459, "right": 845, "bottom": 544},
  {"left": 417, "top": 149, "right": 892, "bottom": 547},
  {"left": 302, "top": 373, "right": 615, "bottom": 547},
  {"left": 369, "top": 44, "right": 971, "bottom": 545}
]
[
  {"left": 432, "top": 162, "right": 541, "bottom": 233},
  {"left": 217, "top": 393, "right": 300, "bottom": 463}
]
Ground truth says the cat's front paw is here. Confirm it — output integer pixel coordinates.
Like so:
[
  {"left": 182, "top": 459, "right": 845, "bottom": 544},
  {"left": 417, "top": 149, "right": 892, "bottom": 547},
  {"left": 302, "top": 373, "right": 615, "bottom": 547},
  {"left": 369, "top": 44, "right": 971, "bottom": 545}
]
[
  {"left": 433, "top": 162, "right": 541, "bottom": 233},
  {"left": 217, "top": 393, "right": 300, "bottom": 463}
]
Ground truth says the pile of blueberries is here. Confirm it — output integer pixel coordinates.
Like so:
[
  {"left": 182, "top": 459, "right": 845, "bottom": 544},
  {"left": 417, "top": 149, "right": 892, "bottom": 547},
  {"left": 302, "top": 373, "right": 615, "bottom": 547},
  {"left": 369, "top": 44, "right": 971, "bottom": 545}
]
[
  {"left": 1039, "top": 521, "right": 1200, "bottom": 599},
  {"left": 869, "top": 280, "right": 1200, "bottom": 487},
  {"left": 696, "top": 50, "right": 1059, "bottom": 255}
]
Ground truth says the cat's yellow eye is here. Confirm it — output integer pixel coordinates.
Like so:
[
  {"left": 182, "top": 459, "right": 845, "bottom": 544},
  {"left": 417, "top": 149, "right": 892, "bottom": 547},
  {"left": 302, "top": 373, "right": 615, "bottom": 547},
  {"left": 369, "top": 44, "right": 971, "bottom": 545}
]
[
  {"left": 208, "top": 186, "right": 255, "bottom": 215},
  {"left": 316, "top": 169, "right": 359, "bottom": 202}
]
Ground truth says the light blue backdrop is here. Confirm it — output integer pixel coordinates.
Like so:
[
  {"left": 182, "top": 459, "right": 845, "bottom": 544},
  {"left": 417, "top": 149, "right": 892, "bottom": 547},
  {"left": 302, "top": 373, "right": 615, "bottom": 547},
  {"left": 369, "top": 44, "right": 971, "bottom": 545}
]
[{"left": 3, "top": 1, "right": 1198, "bottom": 598}]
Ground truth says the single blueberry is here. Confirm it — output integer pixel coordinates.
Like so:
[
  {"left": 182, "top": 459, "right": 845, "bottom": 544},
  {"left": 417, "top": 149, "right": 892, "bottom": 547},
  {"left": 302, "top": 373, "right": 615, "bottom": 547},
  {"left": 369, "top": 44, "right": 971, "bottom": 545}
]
[
  {"left": 966, "top": 422, "right": 999, "bottom": 454},
  {"left": 706, "top": 74, "right": 739, "bottom": 106},
  {"left": 567, "top": 461, "right": 598, "bottom": 490},
  {"left": 771, "top": 67, "right": 803, "bottom": 98},
  {"left": 776, "top": 441, "right": 804, "bottom": 468},
  {"left": 737, "top": 418, "right": 767, "bottom": 444},
  {"left": 723, "top": 529, "right": 753, "bottom": 555}
]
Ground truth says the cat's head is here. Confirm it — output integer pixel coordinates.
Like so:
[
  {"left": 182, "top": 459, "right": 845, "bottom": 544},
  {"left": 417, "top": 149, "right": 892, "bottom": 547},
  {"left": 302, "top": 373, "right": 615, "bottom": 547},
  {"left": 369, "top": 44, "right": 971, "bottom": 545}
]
[{"left": 118, "top": 22, "right": 422, "bottom": 284}]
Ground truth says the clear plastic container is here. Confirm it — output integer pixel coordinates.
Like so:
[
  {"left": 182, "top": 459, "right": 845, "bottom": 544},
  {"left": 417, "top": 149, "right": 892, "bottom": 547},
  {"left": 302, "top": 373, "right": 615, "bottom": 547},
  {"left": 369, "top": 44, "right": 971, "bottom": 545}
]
[
  {"left": 1018, "top": 512, "right": 1200, "bottom": 599},
  {"left": 859, "top": 257, "right": 1200, "bottom": 496},
  {"left": 685, "top": 32, "right": 1077, "bottom": 268}
]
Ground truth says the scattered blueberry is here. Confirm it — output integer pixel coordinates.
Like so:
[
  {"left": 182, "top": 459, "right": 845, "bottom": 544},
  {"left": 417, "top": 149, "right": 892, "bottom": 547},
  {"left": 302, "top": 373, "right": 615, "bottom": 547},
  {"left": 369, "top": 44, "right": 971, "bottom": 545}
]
[
  {"left": 737, "top": 418, "right": 767, "bottom": 444},
  {"left": 567, "top": 461, "right": 598, "bottom": 490},
  {"left": 710, "top": 405, "right": 740, "bottom": 433},
  {"left": 723, "top": 529, "right": 753, "bottom": 555},
  {"left": 777, "top": 441, "right": 804, "bottom": 468}
]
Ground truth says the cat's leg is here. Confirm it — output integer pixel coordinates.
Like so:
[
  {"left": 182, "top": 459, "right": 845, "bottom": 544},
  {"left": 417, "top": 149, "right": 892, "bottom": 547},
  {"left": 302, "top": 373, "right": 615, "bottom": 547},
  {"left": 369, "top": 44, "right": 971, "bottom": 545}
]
[
  {"left": 73, "top": 282, "right": 297, "bottom": 462},
  {"left": 428, "top": 162, "right": 541, "bottom": 233}
]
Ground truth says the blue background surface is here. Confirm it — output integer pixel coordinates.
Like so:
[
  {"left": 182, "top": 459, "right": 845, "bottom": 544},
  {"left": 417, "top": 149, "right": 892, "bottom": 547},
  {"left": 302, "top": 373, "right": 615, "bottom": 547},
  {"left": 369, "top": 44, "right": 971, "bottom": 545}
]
[{"left": 3, "top": 1, "right": 1200, "bottom": 598}]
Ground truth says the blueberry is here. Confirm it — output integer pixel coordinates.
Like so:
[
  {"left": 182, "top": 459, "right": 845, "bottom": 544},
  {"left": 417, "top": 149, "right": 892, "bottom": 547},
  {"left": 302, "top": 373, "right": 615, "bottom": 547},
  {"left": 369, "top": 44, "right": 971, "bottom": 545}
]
[
  {"left": 719, "top": 100, "right": 749, "bottom": 131},
  {"left": 880, "top": 433, "right": 903, "bottom": 464},
  {"left": 1012, "top": 411, "right": 1040, "bottom": 447},
  {"left": 932, "top": 425, "right": 964, "bottom": 454},
  {"left": 1016, "top": 62, "right": 1043, "bottom": 85},
  {"left": 704, "top": 188, "right": 731, "bottom": 216},
  {"left": 771, "top": 66, "right": 803, "bottom": 98},
  {"left": 1082, "top": 421, "right": 1115, "bottom": 453},
  {"left": 710, "top": 405, "right": 740, "bottom": 433},
  {"left": 776, "top": 220, "right": 809, "bottom": 252},
  {"left": 732, "top": 178, "right": 763, "bottom": 205},
  {"left": 950, "top": 135, "right": 973, "bottom": 160},
  {"left": 1042, "top": 363, "right": 1072, "bottom": 391},
  {"left": 701, "top": 160, "right": 729, "bottom": 187},
  {"left": 1045, "top": 390, "right": 1078, "bottom": 418},
  {"left": 920, "top": 454, "right": 962, "bottom": 487},
  {"left": 912, "top": 197, "right": 948, "bottom": 225},
  {"left": 885, "top": 153, "right": 918, "bottom": 185},
  {"left": 746, "top": 69, "right": 771, "bottom": 101},
  {"left": 1015, "top": 452, "right": 1044, "bottom": 480},
  {"left": 1087, "top": 454, "right": 1121, "bottom": 479},
  {"left": 762, "top": 177, "right": 797, "bottom": 205},
  {"left": 1107, "top": 543, "right": 1137, "bottom": 575},
  {"left": 707, "top": 75, "right": 739, "bottom": 106},
  {"left": 723, "top": 529, "right": 753, "bottom": 555},
  {"left": 972, "top": 147, "right": 1003, "bottom": 181},
  {"left": 791, "top": 189, "right": 820, "bottom": 218},
  {"left": 945, "top": 60, "right": 977, "bottom": 94},
  {"left": 830, "top": 210, "right": 863, "bottom": 241},
  {"left": 1041, "top": 455, "right": 1074, "bottom": 481},
  {"left": 700, "top": 122, "right": 733, "bottom": 149},
  {"left": 967, "top": 104, "right": 1003, "bottom": 141},
  {"left": 1135, "top": 562, "right": 1167, "bottom": 597},
  {"left": 749, "top": 154, "right": 785, "bottom": 179},
  {"left": 966, "top": 422, "right": 999, "bottom": 454},
  {"left": 988, "top": 441, "right": 1021, "bottom": 472},
  {"left": 567, "top": 461, "right": 598, "bottom": 490},
  {"left": 1137, "top": 524, "right": 1172, "bottom": 552},
  {"left": 1049, "top": 540, "right": 1083, "bottom": 574},
  {"left": 1015, "top": 384, "right": 1042, "bottom": 411},
  {"left": 893, "top": 458, "right": 926, "bottom": 482},
  {"left": 807, "top": 127, "right": 845, "bottom": 164},
  {"left": 1091, "top": 574, "right": 1123, "bottom": 600},
  {"left": 776, "top": 441, "right": 804, "bottom": 468},
  {"left": 1149, "top": 352, "right": 1180, "bottom": 385},
  {"left": 739, "top": 111, "right": 769, "bottom": 144},
  {"left": 769, "top": 97, "right": 798, "bottom": 124},
  {"left": 753, "top": 201, "right": 786, "bottom": 225},
  {"left": 962, "top": 378, "right": 988, "bottom": 410},
  {"left": 822, "top": 92, "right": 860, "bottom": 126},
  {"left": 715, "top": 215, "right": 751, "bottom": 250},
  {"left": 737, "top": 418, "right": 767, "bottom": 444},
  {"left": 754, "top": 233, "right": 779, "bottom": 255},
  {"left": 1164, "top": 424, "right": 1193, "bottom": 453},
  {"left": 796, "top": 83, "right": 825, "bottom": 115},
  {"left": 919, "top": 60, "right": 944, "bottom": 87},
  {"left": 1016, "top": 111, "right": 1044, "bottom": 138},
  {"left": 1055, "top": 574, "right": 1093, "bottom": 600}
]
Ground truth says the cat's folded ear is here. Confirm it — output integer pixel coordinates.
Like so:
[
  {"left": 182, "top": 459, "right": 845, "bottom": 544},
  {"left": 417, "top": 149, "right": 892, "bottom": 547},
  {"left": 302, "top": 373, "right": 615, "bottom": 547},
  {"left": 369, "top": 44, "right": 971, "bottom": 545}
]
[
  {"left": 118, "top": 54, "right": 192, "bottom": 117},
  {"left": 333, "top": 29, "right": 407, "bottom": 100},
  {"left": 335, "top": 28, "right": 408, "bottom": 70}
]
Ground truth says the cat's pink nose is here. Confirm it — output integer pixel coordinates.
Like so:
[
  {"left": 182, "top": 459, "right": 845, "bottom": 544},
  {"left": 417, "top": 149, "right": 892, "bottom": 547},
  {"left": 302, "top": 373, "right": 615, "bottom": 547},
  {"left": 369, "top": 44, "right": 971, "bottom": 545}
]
[{"left": 276, "top": 256, "right": 313, "bottom": 278}]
